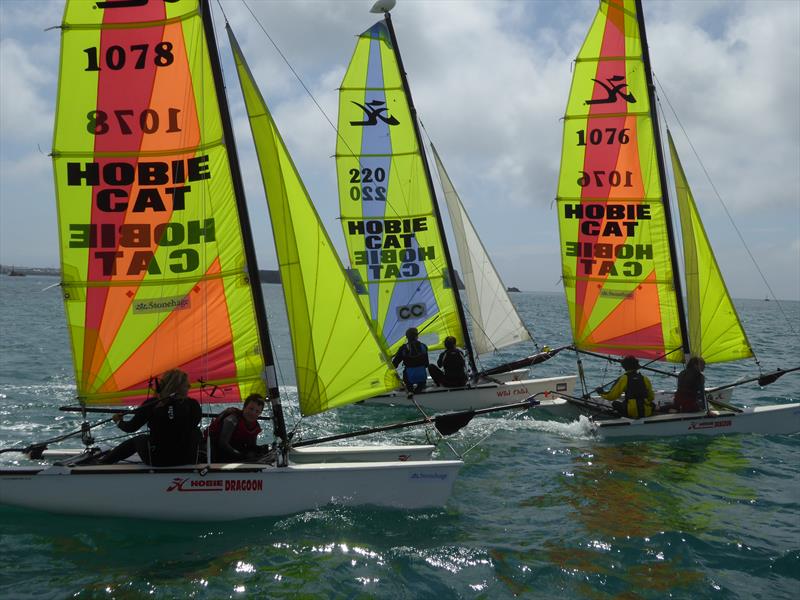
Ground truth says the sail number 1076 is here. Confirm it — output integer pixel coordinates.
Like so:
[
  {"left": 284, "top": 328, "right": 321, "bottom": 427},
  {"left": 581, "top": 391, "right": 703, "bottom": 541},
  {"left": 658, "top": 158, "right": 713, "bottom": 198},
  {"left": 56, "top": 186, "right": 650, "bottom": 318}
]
[{"left": 576, "top": 127, "right": 630, "bottom": 146}]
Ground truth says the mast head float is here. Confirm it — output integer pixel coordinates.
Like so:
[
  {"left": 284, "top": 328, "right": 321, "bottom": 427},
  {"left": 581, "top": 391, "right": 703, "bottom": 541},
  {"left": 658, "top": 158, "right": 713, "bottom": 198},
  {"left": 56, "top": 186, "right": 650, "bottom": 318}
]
[{"left": 370, "top": 0, "right": 396, "bottom": 14}]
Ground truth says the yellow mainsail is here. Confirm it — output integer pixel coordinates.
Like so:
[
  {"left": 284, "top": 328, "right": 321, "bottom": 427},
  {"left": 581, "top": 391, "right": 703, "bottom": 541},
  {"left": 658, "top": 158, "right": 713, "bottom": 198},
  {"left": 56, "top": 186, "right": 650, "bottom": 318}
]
[
  {"left": 228, "top": 27, "right": 400, "bottom": 416},
  {"left": 556, "top": 0, "right": 684, "bottom": 362},
  {"left": 52, "top": 0, "right": 267, "bottom": 405},
  {"left": 336, "top": 20, "right": 465, "bottom": 356}
]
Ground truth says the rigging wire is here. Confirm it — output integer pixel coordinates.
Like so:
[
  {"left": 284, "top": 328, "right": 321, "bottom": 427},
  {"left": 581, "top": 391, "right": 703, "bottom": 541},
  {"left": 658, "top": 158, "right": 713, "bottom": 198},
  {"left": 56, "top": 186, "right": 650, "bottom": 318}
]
[
  {"left": 238, "top": 0, "right": 342, "bottom": 149},
  {"left": 654, "top": 74, "right": 796, "bottom": 337}
]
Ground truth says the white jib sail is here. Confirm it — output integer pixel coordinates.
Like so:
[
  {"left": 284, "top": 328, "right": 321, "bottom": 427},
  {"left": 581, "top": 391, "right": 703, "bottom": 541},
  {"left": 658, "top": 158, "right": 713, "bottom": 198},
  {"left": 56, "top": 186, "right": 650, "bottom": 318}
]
[{"left": 431, "top": 144, "right": 532, "bottom": 355}]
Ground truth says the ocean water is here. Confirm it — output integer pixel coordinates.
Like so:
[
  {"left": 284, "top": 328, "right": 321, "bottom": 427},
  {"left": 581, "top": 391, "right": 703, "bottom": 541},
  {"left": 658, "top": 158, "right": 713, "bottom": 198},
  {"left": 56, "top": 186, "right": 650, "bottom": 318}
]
[{"left": 1, "top": 276, "right": 798, "bottom": 599}]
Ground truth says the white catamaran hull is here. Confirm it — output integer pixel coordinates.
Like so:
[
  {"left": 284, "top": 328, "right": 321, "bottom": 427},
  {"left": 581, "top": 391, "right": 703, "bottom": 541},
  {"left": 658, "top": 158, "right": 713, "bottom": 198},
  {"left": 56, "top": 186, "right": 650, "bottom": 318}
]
[
  {"left": 38, "top": 444, "right": 437, "bottom": 465},
  {"left": 0, "top": 459, "right": 462, "bottom": 521},
  {"left": 592, "top": 403, "right": 800, "bottom": 439},
  {"left": 361, "top": 375, "right": 576, "bottom": 415}
]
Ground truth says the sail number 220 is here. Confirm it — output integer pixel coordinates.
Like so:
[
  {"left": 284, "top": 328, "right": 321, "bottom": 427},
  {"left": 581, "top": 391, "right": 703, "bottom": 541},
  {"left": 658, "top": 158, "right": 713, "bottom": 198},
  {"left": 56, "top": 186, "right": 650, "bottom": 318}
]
[{"left": 349, "top": 167, "right": 387, "bottom": 201}]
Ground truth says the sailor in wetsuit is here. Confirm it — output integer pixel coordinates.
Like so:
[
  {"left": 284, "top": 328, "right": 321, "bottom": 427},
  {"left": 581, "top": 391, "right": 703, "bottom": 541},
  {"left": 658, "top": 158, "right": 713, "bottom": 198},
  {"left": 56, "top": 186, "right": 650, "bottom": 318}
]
[
  {"left": 671, "top": 356, "right": 706, "bottom": 413},
  {"left": 428, "top": 336, "right": 468, "bottom": 388},
  {"left": 392, "top": 327, "right": 430, "bottom": 395},
  {"left": 99, "top": 369, "right": 202, "bottom": 466},
  {"left": 599, "top": 356, "right": 655, "bottom": 419}
]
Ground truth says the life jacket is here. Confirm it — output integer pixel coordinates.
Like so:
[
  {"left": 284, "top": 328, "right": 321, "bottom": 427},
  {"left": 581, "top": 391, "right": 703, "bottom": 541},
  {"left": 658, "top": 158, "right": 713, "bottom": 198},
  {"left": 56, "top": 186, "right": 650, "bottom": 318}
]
[
  {"left": 206, "top": 407, "right": 262, "bottom": 452},
  {"left": 674, "top": 367, "right": 705, "bottom": 412},
  {"left": 441, "top": 349, "right": 466, "bottom": 378},
  {"left": 229, "top": 414, "right": 261, "bottom": 451},
  {"left": 623, "top": 372, "right": 652, "bottom": 418},
  {"left": 403, "top": 341, "right": 428, "bottom": 368},
  {"left": 205, "top": 407, "right": 240, "bottom": 441}
]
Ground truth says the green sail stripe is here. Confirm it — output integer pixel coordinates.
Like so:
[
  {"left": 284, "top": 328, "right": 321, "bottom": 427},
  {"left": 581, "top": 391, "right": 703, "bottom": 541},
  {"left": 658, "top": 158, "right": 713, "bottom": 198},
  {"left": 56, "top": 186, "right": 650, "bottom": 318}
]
[{"left": 227, "top": 27, "right": 400, "bottom": 416}]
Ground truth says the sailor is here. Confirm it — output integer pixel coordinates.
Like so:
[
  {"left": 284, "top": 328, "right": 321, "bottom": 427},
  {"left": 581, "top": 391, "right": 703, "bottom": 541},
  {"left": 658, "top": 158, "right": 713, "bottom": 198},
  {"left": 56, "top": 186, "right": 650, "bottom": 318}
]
[
  {"left": 598, "top": 356, "right": 655, "bottom": 419},
  {"left": 428, "top": 336, "right": 468, "bottom": 388},
  {"left": 671, "top": 356, "right": 706, "bottom": 413},
  {"left": 205, "top": 394, "right": 268, "bottom": 462},
  {"left": 98, "top": 369, "right": 202, "bottom": 466},
  {"left": 392, "top": 327, "right": 430, "bottom": 395}
]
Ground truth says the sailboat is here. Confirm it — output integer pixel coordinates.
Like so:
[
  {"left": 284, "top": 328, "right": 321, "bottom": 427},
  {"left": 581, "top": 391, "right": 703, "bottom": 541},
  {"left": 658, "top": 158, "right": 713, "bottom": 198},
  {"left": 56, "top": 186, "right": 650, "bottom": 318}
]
[
  {"left": 554, "top": 0, "right": 799, "bottom": 437},
  {"left": 334, "top": 4, "right": 576, "bottom": 413},
  {"left": 0, "top": 0, "right": 463, "bottom": 521}
]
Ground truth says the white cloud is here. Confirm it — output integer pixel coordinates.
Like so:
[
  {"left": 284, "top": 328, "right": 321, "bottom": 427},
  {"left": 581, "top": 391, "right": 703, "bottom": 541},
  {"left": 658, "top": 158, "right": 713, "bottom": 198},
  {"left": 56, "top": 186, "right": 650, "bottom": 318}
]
[{"left": 0, "top": 0, "right": 797, "bottom": 300}]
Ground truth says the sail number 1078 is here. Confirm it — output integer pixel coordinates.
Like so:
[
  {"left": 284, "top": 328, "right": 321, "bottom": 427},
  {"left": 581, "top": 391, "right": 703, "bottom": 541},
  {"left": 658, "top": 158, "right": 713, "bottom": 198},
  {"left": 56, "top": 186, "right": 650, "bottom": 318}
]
[{"left": 83, "top": 43, "right": 174, "bottom": 71}]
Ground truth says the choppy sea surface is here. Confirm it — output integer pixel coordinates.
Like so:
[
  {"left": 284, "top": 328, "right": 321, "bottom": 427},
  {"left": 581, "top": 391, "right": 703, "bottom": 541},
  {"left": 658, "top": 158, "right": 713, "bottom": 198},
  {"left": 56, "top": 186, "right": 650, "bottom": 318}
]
[{"left": 1, "top": 277, "right": 798, "bottom": 599}]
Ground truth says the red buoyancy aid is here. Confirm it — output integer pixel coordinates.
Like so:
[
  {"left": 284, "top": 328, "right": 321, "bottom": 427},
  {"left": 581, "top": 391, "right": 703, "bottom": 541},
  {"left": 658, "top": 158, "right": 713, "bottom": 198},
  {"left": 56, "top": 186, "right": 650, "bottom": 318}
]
[
  {"left": 229, "top": 414, "right": 261, "bottom": 451},
  {"left": 206, "top": 407, "right": 262, "bottom": 451}
]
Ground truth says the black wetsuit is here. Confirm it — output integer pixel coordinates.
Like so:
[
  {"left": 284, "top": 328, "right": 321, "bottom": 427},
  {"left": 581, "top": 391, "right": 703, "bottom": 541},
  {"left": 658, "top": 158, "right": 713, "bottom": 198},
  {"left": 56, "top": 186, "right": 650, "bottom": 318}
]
[{"left": 101, "top": 395, "right": 202, "bottom": 466}]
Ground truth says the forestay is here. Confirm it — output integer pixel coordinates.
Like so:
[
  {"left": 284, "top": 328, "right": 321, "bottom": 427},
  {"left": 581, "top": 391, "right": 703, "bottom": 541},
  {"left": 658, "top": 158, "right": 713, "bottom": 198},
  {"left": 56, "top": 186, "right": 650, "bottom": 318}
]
[
  {"left": 336, "top": 21, "right": 465, "bottom": 355},
  {"left": 430, "top": 144, "right": 531, "bottom": 355},
  {"left": 556, "top": 0, "right": 684, "bottom": 362},
  {"left": 228, "top": 28, "right": 401, "bottom": 416},
  {"left": 52, "top": 0, "right": 267, "bottom": 405}
]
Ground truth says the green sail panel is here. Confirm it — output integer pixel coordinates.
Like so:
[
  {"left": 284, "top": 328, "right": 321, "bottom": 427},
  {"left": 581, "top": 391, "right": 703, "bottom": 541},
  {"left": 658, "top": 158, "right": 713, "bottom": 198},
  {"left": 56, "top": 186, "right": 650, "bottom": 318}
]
[
  {"left": 336, "top": 21, "right": 465, "bottom": 355},
  {"left": 668, "top": 132, "right": 753, "bottom": 363},
  {"left": 52, "top": 0, "right": 266, "bottom": 405},
  {"left": 556, "top": 0, "right": 684, "bottom": 362},
  {"left": 228, "top": 27, "right": 401, "bottom": 416}
]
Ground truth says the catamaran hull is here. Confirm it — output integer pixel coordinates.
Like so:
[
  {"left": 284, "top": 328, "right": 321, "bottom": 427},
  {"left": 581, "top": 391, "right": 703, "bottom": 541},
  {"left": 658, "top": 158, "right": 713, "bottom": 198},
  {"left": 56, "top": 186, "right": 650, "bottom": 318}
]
[
  {"left": 592, "top": 403, "right": 800, "bottom": 439},
  {"left": 361, "top": 375, "right": 576, "bottom": 414},
  {"left": 0, "top": 459, "right": 462, "bottom": 521},
  {"left": 39, "top": 444, "right": 437, "bottom": 465}
]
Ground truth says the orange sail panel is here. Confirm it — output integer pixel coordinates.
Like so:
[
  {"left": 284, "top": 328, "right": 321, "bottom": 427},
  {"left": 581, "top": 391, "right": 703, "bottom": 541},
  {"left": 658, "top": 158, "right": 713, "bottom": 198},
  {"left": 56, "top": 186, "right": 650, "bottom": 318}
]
[
  {"left": 52, "top": 0, "right": 266, "bottom": 405},
  {"left": 556, "top": 0, "right": 684, "bottom": 362}
]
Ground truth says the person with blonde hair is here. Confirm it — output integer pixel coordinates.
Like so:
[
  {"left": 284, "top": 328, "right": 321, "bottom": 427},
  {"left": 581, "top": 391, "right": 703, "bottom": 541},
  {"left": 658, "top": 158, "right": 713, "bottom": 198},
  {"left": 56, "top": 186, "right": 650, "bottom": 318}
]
[{"left": 98, "top": 369, "right": 202, "bottom": 466}]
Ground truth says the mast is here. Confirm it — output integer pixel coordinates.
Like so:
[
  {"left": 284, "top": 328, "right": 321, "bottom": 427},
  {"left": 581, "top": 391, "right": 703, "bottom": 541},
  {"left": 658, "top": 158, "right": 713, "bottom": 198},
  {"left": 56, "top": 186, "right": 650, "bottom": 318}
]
[
  {"left": 634, "top": 0, "right": 691, "bottom": 358},
  {"left": 383, "top": 10, "right": 478, "bottom": 376},
  {"left": 200, "top": 0, "right": 288, "bottom": 446}
]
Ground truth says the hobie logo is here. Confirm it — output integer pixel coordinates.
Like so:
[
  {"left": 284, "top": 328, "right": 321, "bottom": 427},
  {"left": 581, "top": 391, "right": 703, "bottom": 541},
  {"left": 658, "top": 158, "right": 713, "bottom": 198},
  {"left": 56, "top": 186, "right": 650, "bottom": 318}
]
[
  {"left": 166, "top": 477, "right": 264, "bottom": 492},
  {"left": 96, "top": 0, "right": 179, "bottom": 8},
  {"left": 585, "top": 75, "right": 636, "bottom": 105},
  {"left": 350, "top": 100, "right": 399, "bottom": 126}
]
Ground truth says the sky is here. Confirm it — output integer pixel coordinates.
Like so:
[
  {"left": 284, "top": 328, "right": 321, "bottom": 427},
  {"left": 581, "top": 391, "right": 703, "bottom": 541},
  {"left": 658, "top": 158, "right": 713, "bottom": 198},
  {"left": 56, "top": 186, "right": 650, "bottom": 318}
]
[{"left": 0, "top": 0, "right": 798, "bottom": 301}]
